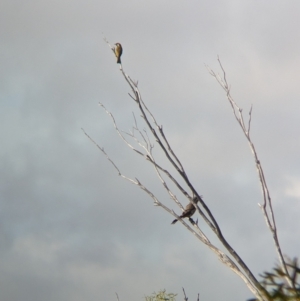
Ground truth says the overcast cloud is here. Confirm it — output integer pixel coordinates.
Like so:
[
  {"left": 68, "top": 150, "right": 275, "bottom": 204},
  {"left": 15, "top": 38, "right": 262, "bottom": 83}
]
[{"left": 1, "top": 1, "right": 300, "bottom": 300}]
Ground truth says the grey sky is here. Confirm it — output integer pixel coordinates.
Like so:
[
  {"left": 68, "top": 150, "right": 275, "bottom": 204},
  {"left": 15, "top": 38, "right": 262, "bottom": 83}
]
[{"left": 1, "top": 1, "right": 300, "bottom": 300}]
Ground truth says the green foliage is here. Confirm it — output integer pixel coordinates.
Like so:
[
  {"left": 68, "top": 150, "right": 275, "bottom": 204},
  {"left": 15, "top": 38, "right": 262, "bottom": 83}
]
[
  {"left": 249, "top": 258, "right": 300, "bottom": 301},
  {"left": 145, "top": 289, "right": 177, "bottom": 301}
]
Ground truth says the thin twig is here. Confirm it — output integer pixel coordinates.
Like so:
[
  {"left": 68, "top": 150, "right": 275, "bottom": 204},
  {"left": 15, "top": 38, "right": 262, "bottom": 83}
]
[
  {"left": 248, "top": 105, "right": 253, "bottom": 134},
  {"left": 182, "top": 287, "right": 188, "bottom": 301}
]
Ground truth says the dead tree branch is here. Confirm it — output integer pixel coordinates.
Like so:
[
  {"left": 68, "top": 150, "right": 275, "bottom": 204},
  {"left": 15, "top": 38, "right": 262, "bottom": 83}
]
[
  {"left": 206, "top": 57, "right": 292, "bottom": 288},
  {"left": 114, "top": 56, "right": 262, "bottom": 299},
  {"left": 83, "top": 38, "right": 281, "bottom": 300}
]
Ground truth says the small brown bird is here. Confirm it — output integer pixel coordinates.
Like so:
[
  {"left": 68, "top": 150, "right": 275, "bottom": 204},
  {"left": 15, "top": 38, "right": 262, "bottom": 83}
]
[
  {"left": 114, "top": 43, "right": 123, "bottom": 64},
  {"left": 171, "top": 197, "right": 199, "bottom": 224}
]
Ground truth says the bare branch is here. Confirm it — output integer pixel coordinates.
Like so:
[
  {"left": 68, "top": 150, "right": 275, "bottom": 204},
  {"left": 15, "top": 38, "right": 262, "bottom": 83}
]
[
  {"left": 98, "top": 103, "right": 145, "bottom": 158},
  {"left": 98, "top": 102, "right": 187, "bottom": 210},
  {"left": 118, "top": 56, "right": 231, "bottom": 239},
  {"left": 182, "top": 287, "right": 188, "bottom": 301},
  {"left": 94, "top": 40, "right": 270, "bottom": 300},
  {"left": 208, "top": 58, "right": 292, "bottom": 287}
]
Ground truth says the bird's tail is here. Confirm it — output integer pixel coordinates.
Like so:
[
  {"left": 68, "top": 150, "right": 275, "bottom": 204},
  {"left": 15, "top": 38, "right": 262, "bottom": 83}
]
[
  {"left": 117, "top": 57, "right": 121, "bottom": 64},
  {"left": 171, "top": 219, "right": 178, "bottom": 225}
]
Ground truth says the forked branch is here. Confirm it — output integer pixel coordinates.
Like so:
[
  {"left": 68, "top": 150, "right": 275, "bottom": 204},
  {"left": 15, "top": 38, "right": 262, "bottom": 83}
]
[
  {"left": 111, "top": 52, "right": 262, "bottom": 297},
  {"left": 86, "top": 38, "right": 282, "bottom": 300}
]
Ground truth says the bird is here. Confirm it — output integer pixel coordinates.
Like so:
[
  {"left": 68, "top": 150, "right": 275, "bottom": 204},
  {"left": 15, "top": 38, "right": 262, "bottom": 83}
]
[
  {"left": 171, "top": 197, "right": 199, "bottom": 224},
  {"left": 114, "top": 43, "right": 123, "bottom": 64}
]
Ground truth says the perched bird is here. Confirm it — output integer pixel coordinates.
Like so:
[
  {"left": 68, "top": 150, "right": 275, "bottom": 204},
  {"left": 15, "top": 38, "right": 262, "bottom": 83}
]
[
  {"left": 114, "top": 43, "right": 123, "bottom": 64},
  {"left": 171, "top": 197, "right": 199, "bottom": 224}
]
